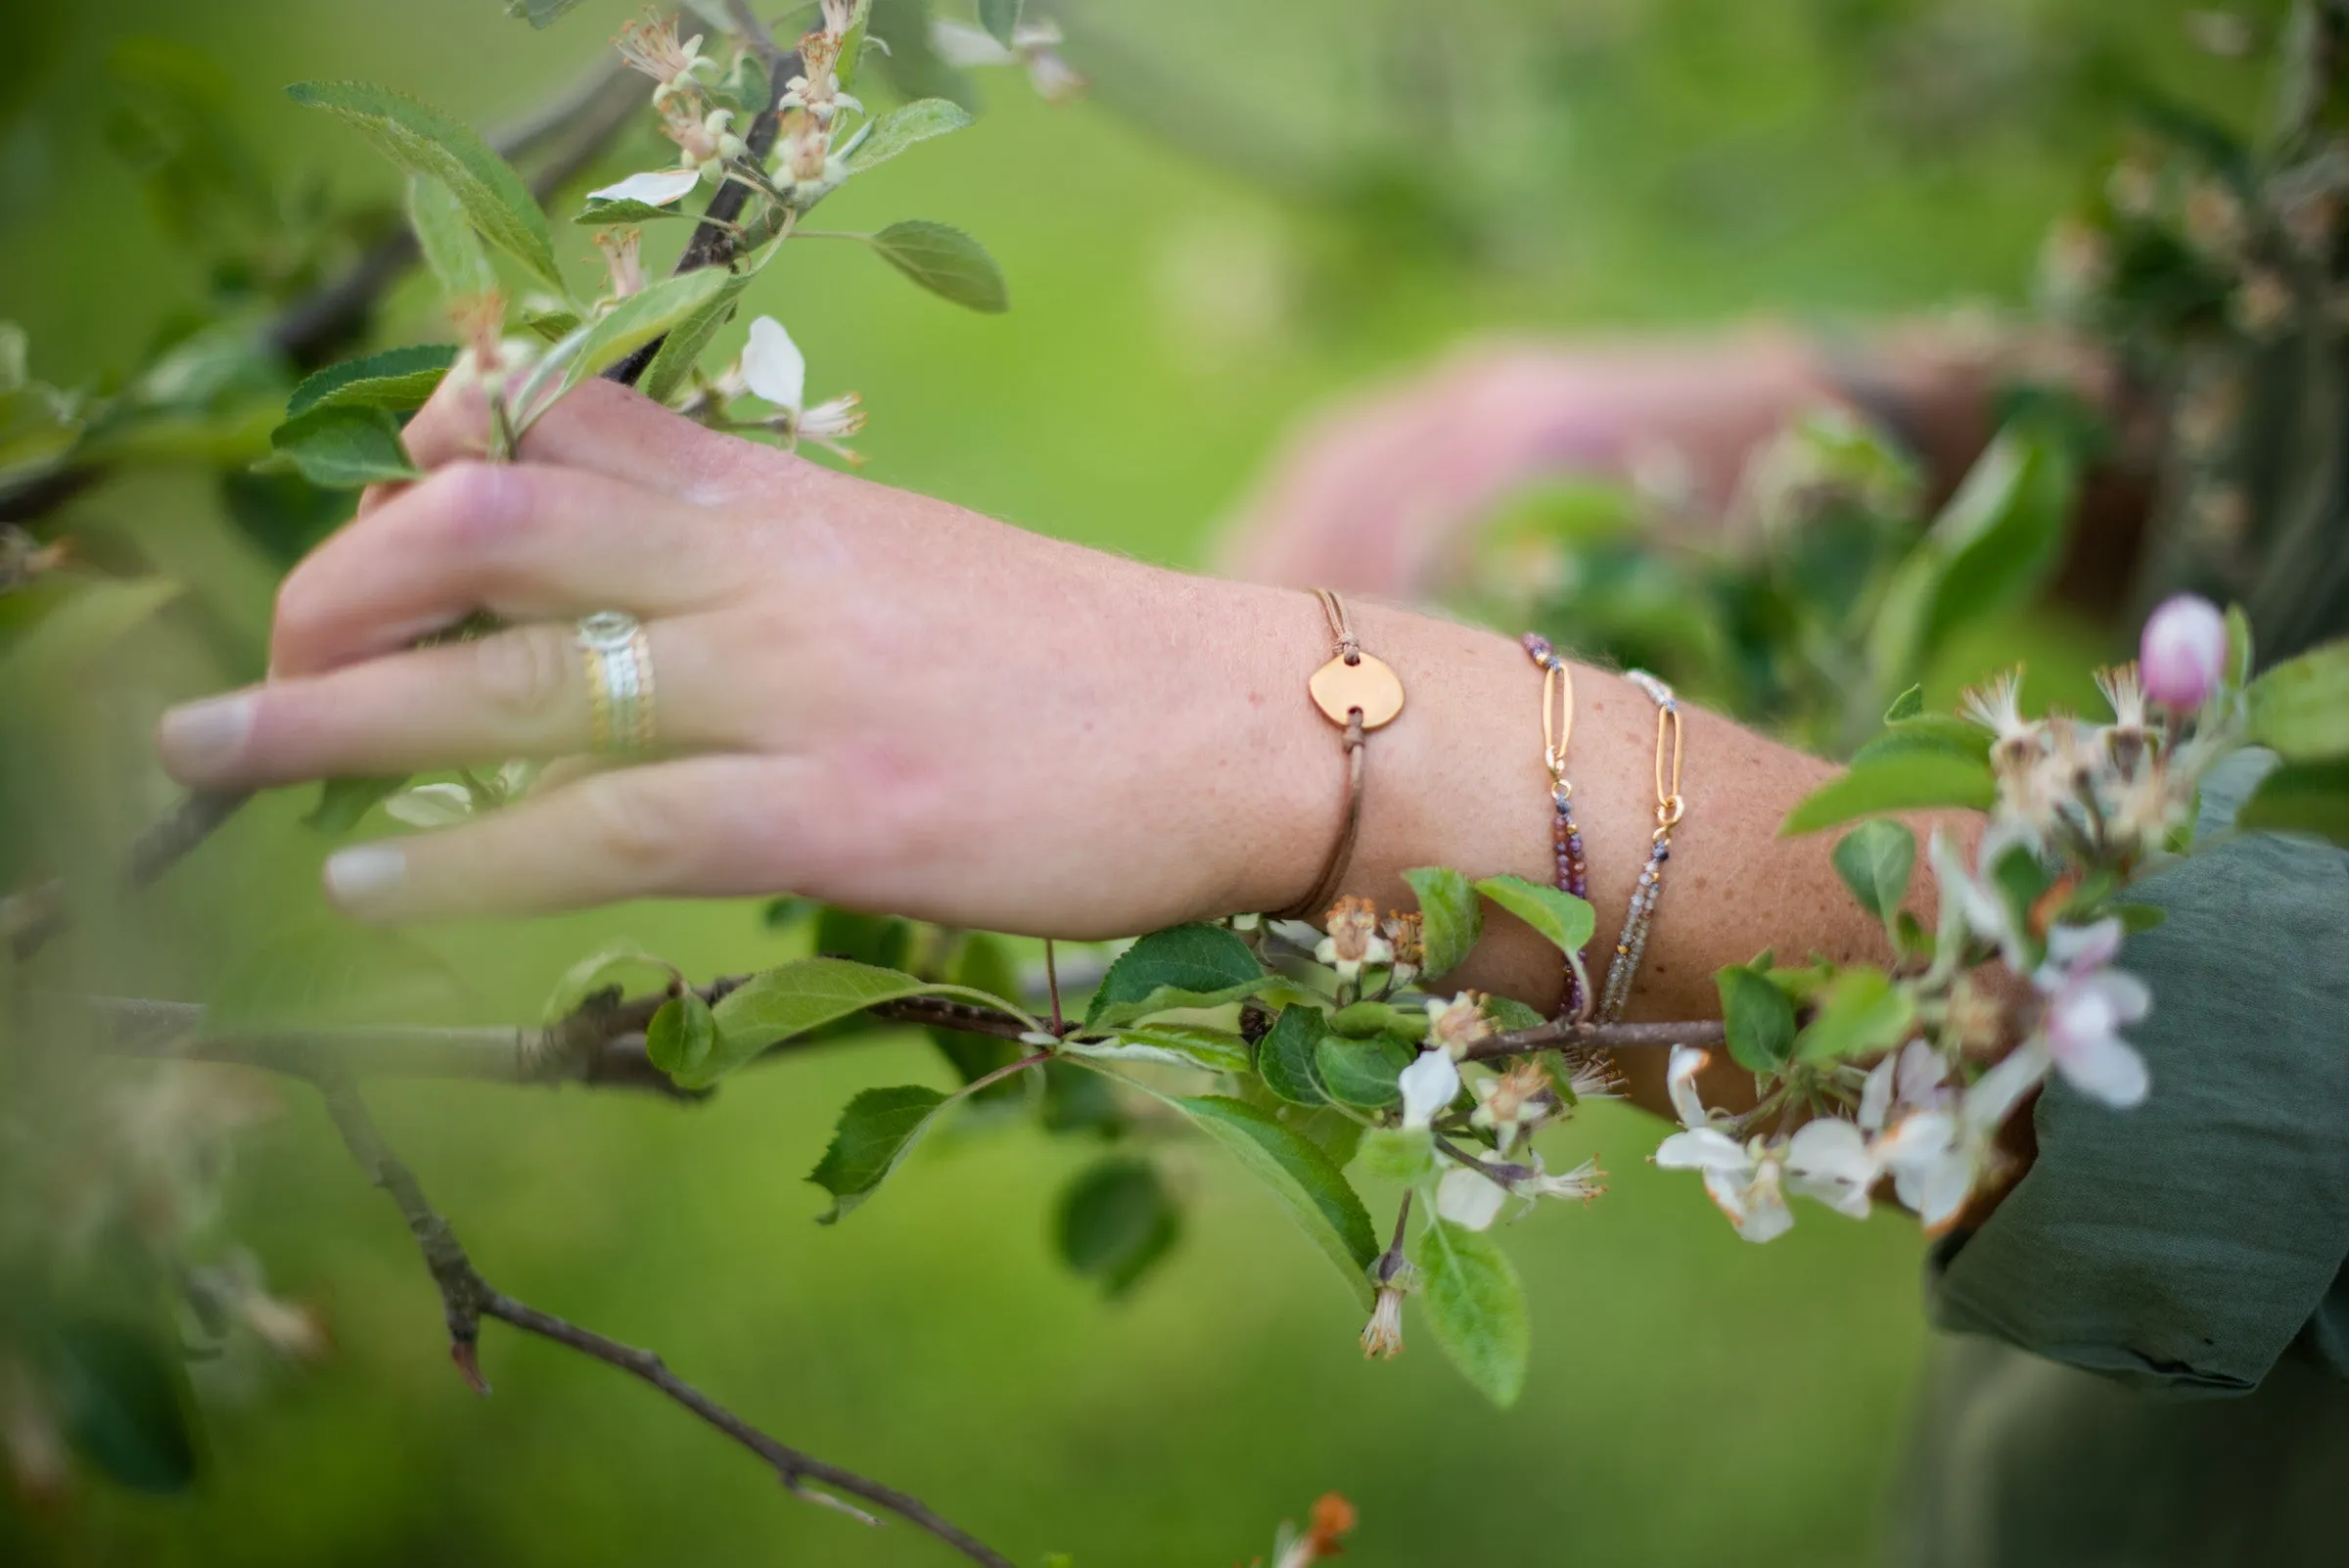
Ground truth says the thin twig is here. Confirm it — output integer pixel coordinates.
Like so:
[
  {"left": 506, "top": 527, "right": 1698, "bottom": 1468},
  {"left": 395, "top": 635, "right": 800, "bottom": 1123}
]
[
  {"left": 1461, "top": 1017, "right": 1726, "bottom": 1064},
  {"left": 606, "top": 15, "right": 804, "bottom": 388},
  {"left": 312, "top": 1068, "right": 1016, "bottom": 1565},
  {"left": 1043, "top": 939, "right": 1064, "bottom": 1035}
]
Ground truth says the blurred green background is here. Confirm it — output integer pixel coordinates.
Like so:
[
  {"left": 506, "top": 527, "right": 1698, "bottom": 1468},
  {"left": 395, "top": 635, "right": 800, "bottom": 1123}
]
[{"left": 0, "top": 1, "right": 2270, "bottom": 1563}]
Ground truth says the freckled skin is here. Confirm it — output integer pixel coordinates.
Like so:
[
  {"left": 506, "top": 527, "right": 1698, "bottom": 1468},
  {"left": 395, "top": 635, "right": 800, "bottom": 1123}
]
[{"left": 160, "top": 377, "right": 1977, "bottom": 1130}]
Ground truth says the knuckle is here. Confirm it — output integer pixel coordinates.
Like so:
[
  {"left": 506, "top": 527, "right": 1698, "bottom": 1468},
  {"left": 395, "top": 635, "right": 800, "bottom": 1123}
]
[
  {"left": 579, "top": 779, "right": 683, "bottom": 877},
  {"left": 423, "top": 460, "right": 533, "bottom": 555},
  {"left": 471, "top": 624, "right": 575, "bottom": 726}
]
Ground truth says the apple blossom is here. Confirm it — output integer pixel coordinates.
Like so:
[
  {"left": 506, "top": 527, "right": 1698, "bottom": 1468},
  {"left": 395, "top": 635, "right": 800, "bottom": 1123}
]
[{"left": 2139, "top": 593, "right": 2230, "bottom": 711}]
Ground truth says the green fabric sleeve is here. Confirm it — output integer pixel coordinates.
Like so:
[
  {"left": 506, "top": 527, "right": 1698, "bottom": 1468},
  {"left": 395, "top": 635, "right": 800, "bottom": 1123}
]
[{"left": 1925, "top": 754, "right": 2349, "bottom": 1396}]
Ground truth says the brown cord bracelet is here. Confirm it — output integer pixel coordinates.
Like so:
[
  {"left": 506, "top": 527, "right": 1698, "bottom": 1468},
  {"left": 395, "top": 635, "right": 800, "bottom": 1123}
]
[{"left": 1276, "top": 588, "right": 1405, "bottom": 921}]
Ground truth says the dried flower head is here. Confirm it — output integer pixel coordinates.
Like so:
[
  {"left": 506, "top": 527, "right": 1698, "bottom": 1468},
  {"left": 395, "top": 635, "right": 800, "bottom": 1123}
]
[
  {"left": 1380, "top": 910, "right": 1424, "bottom": 969},
  {"left": 1424, "top": 991, "right": 1494, "bottom": 1058},
  {"left": 1359, "top": 1284, "right": 1406, "bottom": 1360},
  {"left": 614, "top": 11, "right": 713, "bottom": 103},
  {"left": 594, "top": 226, "right": 645, "bottom": 300},
  {"left": 1314, "top": 896, "right": 1393, "bottom": 978},
  {"left": 1470, "top": 1059, "right": 1559, "bottom": 1154}
]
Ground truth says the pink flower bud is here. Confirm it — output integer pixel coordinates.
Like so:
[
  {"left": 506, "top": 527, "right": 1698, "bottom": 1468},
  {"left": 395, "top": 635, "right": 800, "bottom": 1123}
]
[{"left": 2138, "top": 594, "right": 2230, "bottom": 711}]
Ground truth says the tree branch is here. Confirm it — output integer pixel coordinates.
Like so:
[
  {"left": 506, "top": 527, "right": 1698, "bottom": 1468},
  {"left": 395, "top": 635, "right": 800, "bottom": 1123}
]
[
  {"left": 1461, "top": 1016, "right": 1726, "bottom": 1064},
  {"left": 311, "top": 1068, "right": 1014, "bottom": 1565}
]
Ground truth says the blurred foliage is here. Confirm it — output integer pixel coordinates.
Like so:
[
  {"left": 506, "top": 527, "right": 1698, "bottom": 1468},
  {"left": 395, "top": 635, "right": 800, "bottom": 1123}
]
[{"left": 0, "top": 0, "right": 2297, "bottom": 1564}]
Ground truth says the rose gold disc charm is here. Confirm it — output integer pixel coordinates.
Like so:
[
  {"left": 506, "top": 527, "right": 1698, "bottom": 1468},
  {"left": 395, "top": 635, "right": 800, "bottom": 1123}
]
[{"left": 1309, "top": 653, "right": 1405, "bottom": 730}]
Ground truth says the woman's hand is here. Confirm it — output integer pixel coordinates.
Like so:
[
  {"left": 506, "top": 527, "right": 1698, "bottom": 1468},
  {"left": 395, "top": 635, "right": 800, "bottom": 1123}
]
[
  {"left": 153, "top": 370, "right": 1888, "bottom": 1053},
  {"left": 1217, "top": 332, "right": 1836, "bottom": 599},
  {"left": 156, "top": 379, "right": 1342, "bottom": 936}
]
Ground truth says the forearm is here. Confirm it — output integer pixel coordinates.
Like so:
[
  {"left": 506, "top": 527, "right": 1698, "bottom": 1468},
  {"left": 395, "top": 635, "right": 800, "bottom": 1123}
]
[{"left": 1215, "top": 591, "right": 1955, "bottom": 1117}]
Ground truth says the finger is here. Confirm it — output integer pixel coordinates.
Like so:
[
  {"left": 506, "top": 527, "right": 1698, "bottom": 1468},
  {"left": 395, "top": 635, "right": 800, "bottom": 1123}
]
[
  {"left": 272, "top": 460, "right": 755, "bottom": 677},
  {"left": 158, "top": 618, "right": 750, "bottom": 789},
  {"left": 316, "top": 754, "right": 801, "bottom": 921},
  {"left": 399, "top": 373, "right": 773, "bottom": 500}
]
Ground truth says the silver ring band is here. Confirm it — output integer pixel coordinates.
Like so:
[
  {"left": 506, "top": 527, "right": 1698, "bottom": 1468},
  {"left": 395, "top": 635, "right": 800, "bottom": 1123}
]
[{"left": 576, "top": 611, "right": 656, "bottom": 754}]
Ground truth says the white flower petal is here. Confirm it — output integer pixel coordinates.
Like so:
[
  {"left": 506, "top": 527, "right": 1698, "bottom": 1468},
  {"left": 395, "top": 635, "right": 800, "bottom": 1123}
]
[
  {"left": 1915, "top": 1153, "right": 1976, "bottom": 1231},
  {"left": 383, "top": 782, "right": 475, "bottom": 827},
  {"left": 2088, "top": 968, "right": 2152, "bottom": 1025},
  {"left": 586, "top": 167, "right": 703, "bottom": 207},
  {"left": 2045, "top": 917, "right": 2123, "bottom": 972},
  {"left": 1435, "top": 1167, "right": 1508, "bottom": 1231},
  {"left": 1789, "top": 1172, "right": 1872, "bottom": 1220},
  {"left": 1873, "top": 1110, "right": 1957, "bottom": 1175},
  {"left": 741, "top": 315, "right": 806, "bottom": 411},
  {"left": 1665, "top": 1044, "right": 1711, "bottom": 1130},
  {"left": 2053, "top": 1032, "right": 2150, "bottom": 1108},
  {"left": 1858, "top": 1052, "right": 1897, "bottom": 1133},
  {"left": 1786, "top": 1118, "right": 1876, "bottom": 1187},
  {"left": 1654, "top": 1128, "right": 1750, "bottom": 1173},
  {"left": 1966, "top": 1042, "right": 2051, "bottom": 1130},
  {"left": 1897, "top": 1039, "right": 1950, "bottom": 1108},
  {"left": 1397, "top": 1049, "right": 1460, "bottom": 1132},
  {"left": 1736, "top": 1186, "right": 1796, "bottom": 1244}
]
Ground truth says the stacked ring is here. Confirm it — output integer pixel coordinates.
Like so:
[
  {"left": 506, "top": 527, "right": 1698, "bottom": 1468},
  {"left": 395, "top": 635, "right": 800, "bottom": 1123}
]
[{"left": 576, "top": 611, "right": 657, "bottom": 755}]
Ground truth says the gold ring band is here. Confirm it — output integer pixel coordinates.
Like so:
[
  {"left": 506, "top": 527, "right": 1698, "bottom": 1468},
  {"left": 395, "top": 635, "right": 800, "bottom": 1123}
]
[{"left": 576, "top": 611, "right": 656, "bottom": 755}]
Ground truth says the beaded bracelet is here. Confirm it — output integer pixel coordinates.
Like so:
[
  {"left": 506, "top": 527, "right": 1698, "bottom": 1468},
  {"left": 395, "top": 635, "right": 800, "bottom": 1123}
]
[
  {"left": 1519, "top": 634, "right": 1591, "bottom": 1016},
  {"left": 1597, "top": 669, "right": 1685, "bottom": 1022}
]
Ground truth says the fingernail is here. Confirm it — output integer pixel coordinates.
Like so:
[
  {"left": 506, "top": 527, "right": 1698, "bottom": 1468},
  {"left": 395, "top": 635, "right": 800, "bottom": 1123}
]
[
  {"left": 157, "top": 693, "right": 255, "bottom": 779},
  {"left": 324, "top": 844, "right": 407, "bottom": 912}
]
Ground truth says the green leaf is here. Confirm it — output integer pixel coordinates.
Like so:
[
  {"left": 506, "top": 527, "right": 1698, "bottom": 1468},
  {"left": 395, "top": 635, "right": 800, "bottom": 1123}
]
[
  {"left": 928, "top": 932, "right": 1027, "bottom": 1092},
  {"left": 1868, "top": 427, "right": 2077, "bottom": 683},
  {"left": 1173, "top": 1094, "right": 1377, "bottom": 1307},
  {"left": 812, "top": 905, "right": 915, "bottom": 971},
  {"left": 867, "top": 220, "right": 1010, "bottom": 313},
  {"left": 1480, "top": 994, "right": 1546, "bottom": 1034},
  {"left": 1474, "top": 874, "right": 1595, "bottom": 957},
  {"left": 2247, "top": 640, "right": 2349, "bottom": 761},
  {"left": 1403, "top": 865, "right": 1482, "bottom": 978},
  {"left": 1255, "top": 1002, "right": 1330, "bottom": 1105},
  {"left": 638, "top": 272, "right": 752, "bottom": 406},
  {"left": 1083, "top": 923, "right": 1266, "bottom": 1028},
  {"left": 290, "top": 81, "right": 562, "bottom": 291},
  {"left": 406, "top": 173, "right": 497, "bottom": 299},
  {"left": 300, "top": 775, "right": 406, "bottom": 834},
  {"left": 1716, "top": 964, "right": 1797, "bottom": 1073},
  {"left": 1851, "top": 714, "right": 1994, "bottom": 768},
  {"left": 45, "top": 1319, "right": 198, "bottom": 1493},
  {"left": 1883, "top": 684, "right": 1925, "bottom": 722},
  {"left": 1416, "top": 1220, "right": 1530, "bottom": 1407},
  {"left": 1076, "top": 1023, "right": 1250, "bottom": 1075},
  {"left": 1056, "top": 1157, "right": 1180, "bottom": 1296},
  {"left": 2234, "top": 758, "right": 2349, "bottom": 848},
  {"left": 573, "top": 197, "right": 701, "bottom": 225},
  {"left": 806, "top": 1084, "right": 952, "bottom": 1222},
  {"left": 1831, "top": 819, "right": 1916, "bottom": 926},
  {"left": 504, "top": 0, "right": 589, "bottom": 27},
  {"left": 838, "top": 0, "right": 876, "bottom": 83},
  {"left": 540, "top": 938, "right": 676, "bottom": 1024},
  {"left": 2225, "top": 602, "right": 2255, "bottom": 689},
  {"left": 1794, "top": 968, "right": 1916, "bottom": 1064},
  {"left": 980, "top": 0, "right": 1023, "bottom": 47},
  {"left": 287, "top": 344, "right": 457, "bottom": 418},
  {"left": 267, "top": 404, "right": 420, "bottom": 487},
  {"left": 1780, "top": 752, "right": 1996, "bottom": 836},
  {"left": 1314, "top": 1034, "right": 1412, "bottom": 1109},
  {"left": 645, "top": 992, "right": 716, "bottom": 1080},
  {"left": 851, "top": 97, "right": 974, "bottom": 172},
  {"left": 2111, "top": 901, "right": 2170, "bottom": 934},
  {"left": 699, "top": 957, "right": 1020, "bottom": 1089},
  {"left": 540, "top": 265, "right": 739, "bottom": 403}
]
